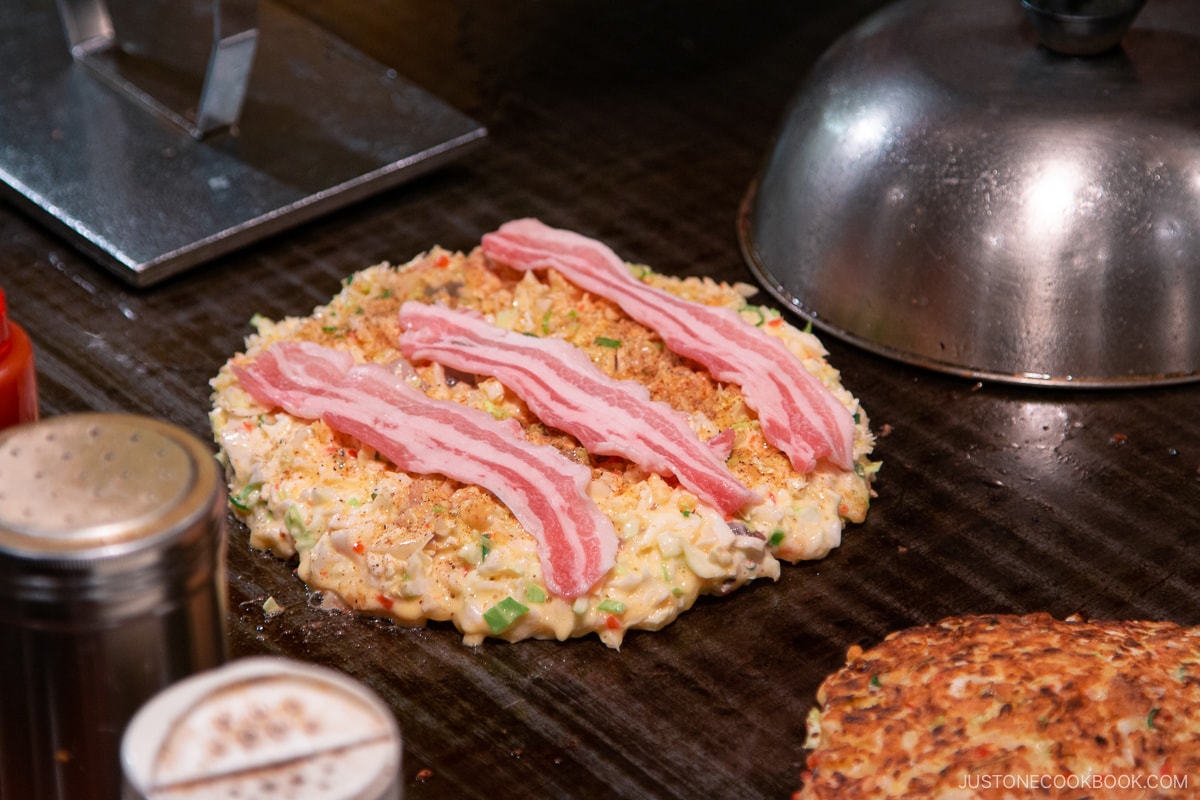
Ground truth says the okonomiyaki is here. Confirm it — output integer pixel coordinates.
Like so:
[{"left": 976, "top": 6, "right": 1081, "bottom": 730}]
[{"left": 210, "top": 219, "right": 878, "bottom": 647}]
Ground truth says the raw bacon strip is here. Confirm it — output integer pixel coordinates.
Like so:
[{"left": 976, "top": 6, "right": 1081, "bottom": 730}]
[
  {"left": 481, "top": 219, "right": 855, "bottom": 472},
  {"left": 398, "top": 301, "right": 758, "bottom": 516},
  {"left": 233, "top": 340, "right": 617, "bottom": 598}
]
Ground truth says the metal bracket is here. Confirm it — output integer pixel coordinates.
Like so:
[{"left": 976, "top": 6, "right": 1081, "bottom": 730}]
[
  {"left": 56, "top": 0, "right": 258, "bottom": 138},
  {"left": 0, "top": 0, "right": 486, "bottom": 286}
]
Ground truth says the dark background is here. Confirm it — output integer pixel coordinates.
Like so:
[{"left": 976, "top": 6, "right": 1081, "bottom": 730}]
[{"left": 3, "top": 1, "right": 1198, "bottom": 797}]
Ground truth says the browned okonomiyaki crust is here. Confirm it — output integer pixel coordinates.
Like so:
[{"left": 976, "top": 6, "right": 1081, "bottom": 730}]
[{"left": 798, "top": 613, "right": 1200, "bottom": 799}]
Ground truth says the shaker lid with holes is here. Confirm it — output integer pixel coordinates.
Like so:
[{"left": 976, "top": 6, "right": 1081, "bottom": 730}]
[
  {"left": 0, "top": 413, "right": 220, "bottom": 560},
  {"left": 121, "top": 656, "right": 402, "bottom": 800}
]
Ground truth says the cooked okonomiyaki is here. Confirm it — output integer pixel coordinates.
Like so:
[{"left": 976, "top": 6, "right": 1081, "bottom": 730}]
[
  {"left": 210, "top": 219, "right": 878, "bottom": 647},
  {"left": 799, "top": 613, "right": 1200, "bottom": 798}
]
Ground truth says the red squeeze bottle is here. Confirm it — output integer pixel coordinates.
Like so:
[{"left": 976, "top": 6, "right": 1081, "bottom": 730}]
[{"left": 0, "top": 288, "right": 38, "bottom": 429}]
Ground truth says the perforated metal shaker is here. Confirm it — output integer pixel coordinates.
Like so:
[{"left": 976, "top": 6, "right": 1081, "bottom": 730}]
[
  {"left": 121, "top": 657, "right": 403, "bottom": 800},
  {"left": 0, "top": 413, "right": 229, "bottom": 800}
]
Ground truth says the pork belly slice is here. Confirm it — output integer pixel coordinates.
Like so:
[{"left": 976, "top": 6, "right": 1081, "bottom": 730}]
[
  {"left": 481, "top": 218, "right": 854, "bottom": 473},
  {"left": 233, "top": 340, "right": 618, "bottom": 598},
  {"left": 398, "top": 301, "right": 758, "bottom": 516}
]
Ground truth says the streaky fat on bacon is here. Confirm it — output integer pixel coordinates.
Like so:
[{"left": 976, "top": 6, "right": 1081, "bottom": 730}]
[
  {"left": 232, "top": 340, "right": 618, "bottom": 598},
  {"left": 397, "top": 301, "right": 759, "bottom": 517},
  {"left": 481, "top": 218, "right": 855, "bottom": 473}
]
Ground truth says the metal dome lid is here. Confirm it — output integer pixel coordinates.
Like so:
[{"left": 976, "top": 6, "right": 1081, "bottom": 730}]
[{"left": 740, "top": 0, "right": 1200, "bottom": 387}]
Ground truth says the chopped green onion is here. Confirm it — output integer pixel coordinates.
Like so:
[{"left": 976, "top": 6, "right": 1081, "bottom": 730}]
[
  {"left": 284, "top": 504, "right": 309, "bottom": 545},
  {"left": 481, "top": 534, "right": 492, "bottom": 560},
  {"left": 229, "top": 482, "right": 262, "bottom": 511},
  {"left": 483, "top": 597, "right": 529, "bottom": 633},
  {"left": 482, "top": 399, "right": 509, "bottom": 420},
  {"left": 598, "top": 599, "right": 626, "bottom": 614},
  {"left": 541, "top": 309, "right": 552, "bottom": 335},
  {"left": 767, "top": 530, "right": 785, "bottom": 547},
  {"left": 594, "top": 336, "right": 622, "bottom": 348},
  {"left": 379, "top": 288, "right": 391, "bottom": 299},
  {"left": 1148, "top": 707, "right": 1160, "bottom": 729},
  {"left": 524, "top": 584, "right": 547, "bottom": 603},
  {"left": 870, "top": 674, "right": 882, "bottom": 688}
]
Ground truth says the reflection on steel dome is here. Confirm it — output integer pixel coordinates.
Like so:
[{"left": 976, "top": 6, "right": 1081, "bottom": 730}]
[{"left": 740, "top": 0, "right": 1200, "bottom": 387}]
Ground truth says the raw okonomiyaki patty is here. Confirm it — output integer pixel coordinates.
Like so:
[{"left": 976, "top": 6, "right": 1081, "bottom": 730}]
[
  {"left": 210, "top": 221, "right": 878, "bottom": 647},
  {"left": 799, "top": 613, "right": 1200, "bottom": 799}
]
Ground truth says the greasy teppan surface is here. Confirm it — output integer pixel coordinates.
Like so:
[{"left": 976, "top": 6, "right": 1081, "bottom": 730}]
[{"left": 3, "top": 2, "right": 1198, "bottom": 798}]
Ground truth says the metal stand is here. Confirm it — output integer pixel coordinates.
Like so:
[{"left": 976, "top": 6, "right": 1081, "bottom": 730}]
[
  {"left": 57, "top": 0, "right": 260, "bottom": 139},
  {"left": 0, "top": 0, "right": 486, "bottom": 286}
]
